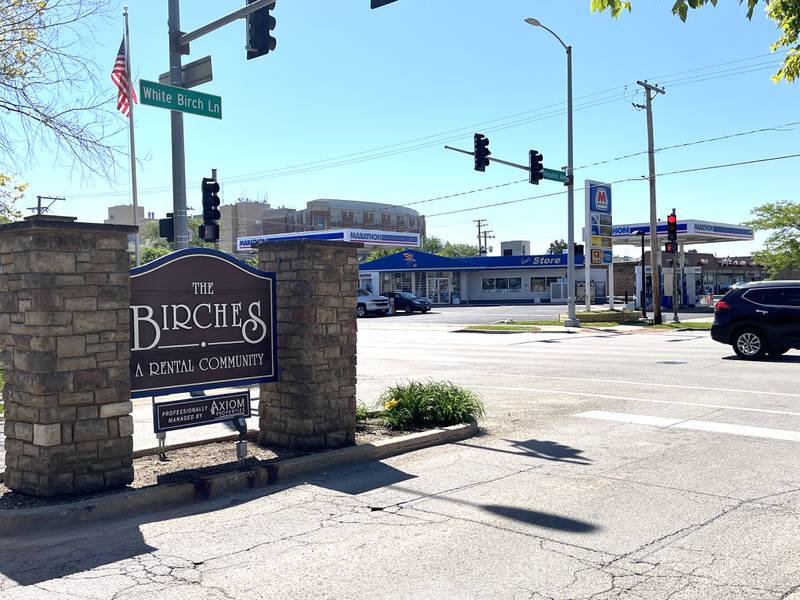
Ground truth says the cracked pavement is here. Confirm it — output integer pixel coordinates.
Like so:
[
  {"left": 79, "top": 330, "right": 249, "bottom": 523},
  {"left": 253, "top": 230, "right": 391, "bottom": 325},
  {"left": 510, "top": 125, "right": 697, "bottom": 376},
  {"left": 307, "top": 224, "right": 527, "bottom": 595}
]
[{"left": 2, "top": 320, "right": 800, "bottom": 599}]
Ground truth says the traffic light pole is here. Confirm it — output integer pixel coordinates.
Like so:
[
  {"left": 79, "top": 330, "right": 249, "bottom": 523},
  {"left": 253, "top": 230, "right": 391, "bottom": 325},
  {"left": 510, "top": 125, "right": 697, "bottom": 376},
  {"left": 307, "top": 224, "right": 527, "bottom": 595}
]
[
  {"left": 168, "top": 0, "right": 189, "bottom": 249},
  {"left": 166, "top": 0, "right": 277, "bottom": 250}
]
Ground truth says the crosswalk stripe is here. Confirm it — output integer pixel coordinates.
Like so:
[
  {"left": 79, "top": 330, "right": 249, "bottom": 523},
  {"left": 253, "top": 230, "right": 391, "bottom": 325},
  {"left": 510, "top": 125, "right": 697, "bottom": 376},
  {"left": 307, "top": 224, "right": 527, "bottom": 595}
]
[{"left": 575, "top": 410, "right": 800, "bottom": 442}]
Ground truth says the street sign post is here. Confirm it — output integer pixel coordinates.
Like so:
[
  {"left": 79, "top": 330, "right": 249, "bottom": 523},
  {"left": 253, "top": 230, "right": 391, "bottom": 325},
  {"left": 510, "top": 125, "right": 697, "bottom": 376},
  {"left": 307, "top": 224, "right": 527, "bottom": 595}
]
[
  {"left": 140, "top": 79, "right": 222, "bottom": 119},
  {"left": 159, "top": 55, "right": 213, "bottom": 89},
  {"left": 543, "top": 168, "right": 567, "bottom": 183}
]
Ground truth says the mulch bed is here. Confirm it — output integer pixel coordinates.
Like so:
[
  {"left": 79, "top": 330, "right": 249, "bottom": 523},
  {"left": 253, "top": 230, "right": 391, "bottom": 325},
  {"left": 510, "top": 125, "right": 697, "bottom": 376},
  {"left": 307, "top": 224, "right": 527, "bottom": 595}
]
[{"left": 0, "top": 418, "right": 413, "bottom": 510}]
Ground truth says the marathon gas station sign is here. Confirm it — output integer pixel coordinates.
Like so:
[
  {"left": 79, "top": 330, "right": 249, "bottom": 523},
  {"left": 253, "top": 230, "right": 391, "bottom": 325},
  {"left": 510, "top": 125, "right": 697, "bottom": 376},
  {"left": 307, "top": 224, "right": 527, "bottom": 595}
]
[
  {"left": 129, "top": 249, "right": 277, "bottom": 398},
  {"left": 237, "top": 228, "right": 421, "bottom": 251}
]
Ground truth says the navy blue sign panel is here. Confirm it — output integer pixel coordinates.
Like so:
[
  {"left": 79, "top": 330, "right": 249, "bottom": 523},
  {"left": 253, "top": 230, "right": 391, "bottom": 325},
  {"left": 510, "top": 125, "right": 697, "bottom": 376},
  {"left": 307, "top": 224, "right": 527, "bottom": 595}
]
[
  {"left": 129, "top": 249, "right": 278, "bottom": 398},
  {"left": 589, "top": 183, "right": 612, "bottom": 214},
  {"left": 153, "top": 391, "right": 251, "bottom": 433}
]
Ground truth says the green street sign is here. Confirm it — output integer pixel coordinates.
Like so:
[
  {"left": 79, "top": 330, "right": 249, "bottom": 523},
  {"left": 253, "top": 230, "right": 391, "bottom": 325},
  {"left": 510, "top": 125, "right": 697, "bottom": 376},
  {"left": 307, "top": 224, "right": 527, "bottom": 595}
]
[
  {"left": 543, "top": 168, "right": 567, "bottom": 183},
  {"left": 139, "top": 79, "right": 222, "bottom": 119}
]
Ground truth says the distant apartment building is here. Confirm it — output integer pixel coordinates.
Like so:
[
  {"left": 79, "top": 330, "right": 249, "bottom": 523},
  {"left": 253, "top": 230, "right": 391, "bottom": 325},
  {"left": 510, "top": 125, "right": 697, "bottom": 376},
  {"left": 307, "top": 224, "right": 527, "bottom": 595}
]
[
  {"left": 217, "top": 198, "right": 426, "bottom": 253},
  {"left": 104, "top": 204, "right": 154, "bottom": 226},
  {"left": 104, "top": 205, "right": 155, "bottom": 252},
  {"left": 218, "top": 200, "right": 271, "bottom": 255}
]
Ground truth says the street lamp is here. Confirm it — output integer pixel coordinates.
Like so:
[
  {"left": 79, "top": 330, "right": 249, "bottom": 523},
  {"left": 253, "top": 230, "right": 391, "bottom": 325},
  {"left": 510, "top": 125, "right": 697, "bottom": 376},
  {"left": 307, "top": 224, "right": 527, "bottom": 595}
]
[
  {"left": 632, "top": 230, "right": 647, "bottom": 319},
  {"left": 524, "top": 17, "right": 579, "bottom": 327}
]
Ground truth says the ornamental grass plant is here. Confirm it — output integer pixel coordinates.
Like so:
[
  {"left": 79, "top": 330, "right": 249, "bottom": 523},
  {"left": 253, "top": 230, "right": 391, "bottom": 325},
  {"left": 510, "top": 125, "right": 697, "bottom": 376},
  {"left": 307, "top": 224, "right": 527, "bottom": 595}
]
[{"left": 380, "top": 380, "right": 484, "bottom": 429}]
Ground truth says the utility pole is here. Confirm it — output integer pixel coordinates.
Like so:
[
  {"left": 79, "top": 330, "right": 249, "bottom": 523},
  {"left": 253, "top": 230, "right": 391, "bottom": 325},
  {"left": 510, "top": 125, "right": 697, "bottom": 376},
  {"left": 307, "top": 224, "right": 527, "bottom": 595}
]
[
  {"left": 481, "top": 230, "right": 494, "bottom": 256},
  {"left": 636, "top": 80, "right": 665, "bottom": 324},
  {"left": 474, "top": 219, "right": 488, "bottom": 255},
  {"left": 28, "top": 195, "right": 65, "bottom": 215}
]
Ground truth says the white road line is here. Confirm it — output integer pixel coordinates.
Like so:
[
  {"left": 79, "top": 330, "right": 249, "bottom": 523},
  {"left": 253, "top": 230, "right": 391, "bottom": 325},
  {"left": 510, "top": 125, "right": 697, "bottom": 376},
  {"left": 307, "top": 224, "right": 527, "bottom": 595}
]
[
  {"left": 483, "top": 372, "right": 800, "bottom": 399},
  {"left": 464, "top": 384, "right": 800, "bottom": 418},
  {"left": 576, "top": 411, "right": 683, "bottom": 427},
  {"left": 360, "top": 365, "right": 800, "bottom": 399},
  {"left": 576, "top": 410, "right": 800, "bottom": 442}
]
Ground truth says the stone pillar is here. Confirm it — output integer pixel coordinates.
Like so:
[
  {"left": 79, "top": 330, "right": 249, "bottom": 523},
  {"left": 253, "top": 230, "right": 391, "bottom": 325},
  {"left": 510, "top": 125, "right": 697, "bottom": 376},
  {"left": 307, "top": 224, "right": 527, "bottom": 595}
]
[
  {"left": 0, "top": 216, "right": 136, "bottom": 496},
  {"left": 258, "top": 240, "right": 358, "bottom": 450}
]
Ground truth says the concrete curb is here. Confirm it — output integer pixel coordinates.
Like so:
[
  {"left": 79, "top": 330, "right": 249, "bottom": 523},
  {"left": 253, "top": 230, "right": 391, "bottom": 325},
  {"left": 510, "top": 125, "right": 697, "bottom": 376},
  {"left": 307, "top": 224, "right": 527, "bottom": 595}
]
[{"left": 0, "top": 422, "right": 477, "bottom": 537}]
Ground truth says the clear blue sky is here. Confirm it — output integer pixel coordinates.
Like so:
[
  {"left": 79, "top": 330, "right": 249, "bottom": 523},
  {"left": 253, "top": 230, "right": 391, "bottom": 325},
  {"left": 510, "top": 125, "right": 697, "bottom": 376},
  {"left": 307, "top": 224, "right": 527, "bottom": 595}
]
[{"left": 20, "top": 0, "right": 799, "bottom": 257}]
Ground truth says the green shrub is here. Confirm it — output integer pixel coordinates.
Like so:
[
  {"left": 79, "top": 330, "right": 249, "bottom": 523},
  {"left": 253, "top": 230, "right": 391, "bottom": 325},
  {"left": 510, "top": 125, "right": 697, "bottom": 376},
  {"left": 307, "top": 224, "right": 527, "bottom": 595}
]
[
  {"left": 380, "top": 380, "right": 484, "bottom": 429},
  {"left": 355, "top": 402, "right": 369, "bottom": 422}
]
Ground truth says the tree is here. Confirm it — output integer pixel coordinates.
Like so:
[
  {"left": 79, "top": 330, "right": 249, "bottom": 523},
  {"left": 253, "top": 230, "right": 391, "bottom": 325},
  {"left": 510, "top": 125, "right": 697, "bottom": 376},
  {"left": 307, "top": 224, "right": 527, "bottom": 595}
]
[
  {"left": 364, "top": 236, "right": 479, "bottom": 262},
  {"left": 440, "top": 242, "right": 480, "bottom": 258},
  {"left": 591, "top": 0, "right": 800, "bottom": 83},
  {"left": 136, "top": 216, "right": 217, "bottom": 265},
  {"left": 745, "top": 200, "right": 800, "bottom": 277},
  {"left": 547, "top": 239, "right": 567, "bottom": 255},
  {"left": 0, "top": 173, "right": 25, "bottom": 223},
  {"left": 1, "top": 0, "right": 117, "bottom": 220}
]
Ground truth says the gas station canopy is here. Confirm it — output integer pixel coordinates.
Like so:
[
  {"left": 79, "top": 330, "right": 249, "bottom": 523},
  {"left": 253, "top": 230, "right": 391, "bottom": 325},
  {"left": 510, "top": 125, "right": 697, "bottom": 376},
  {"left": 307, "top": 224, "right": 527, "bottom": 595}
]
[
  {"left": 237, "top": 228, "right": 422, "bottom": 252},
  {"left": 612, "top": 219, "right": 753, "bottom": 246}
]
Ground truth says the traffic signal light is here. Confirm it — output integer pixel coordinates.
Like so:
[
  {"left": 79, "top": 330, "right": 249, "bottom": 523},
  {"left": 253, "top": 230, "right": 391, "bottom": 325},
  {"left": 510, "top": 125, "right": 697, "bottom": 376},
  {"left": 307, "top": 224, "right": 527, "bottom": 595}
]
[
  {"left": 529, "top": 150, "right": 544, "bottom": 184},
  {"left": 574, "top": 243, "right": 584, "bottom": 256},
  {"left": 246, "top": 0, "right": 276, "bottom": 60},
  {"left": 667, "top": 210, "right": 677, "bottom": 242},
  {"left": 159, "top": 212, "right": 175, "bottom": 243},
  {"left": 474, "top": 133, "right": 491, "bottom": 172},
  {"left": 664, "top": 241, "right": 677, "bottom": 254},
  {"left": 199, "top": 177, "right": 221, "bottom": 243}
]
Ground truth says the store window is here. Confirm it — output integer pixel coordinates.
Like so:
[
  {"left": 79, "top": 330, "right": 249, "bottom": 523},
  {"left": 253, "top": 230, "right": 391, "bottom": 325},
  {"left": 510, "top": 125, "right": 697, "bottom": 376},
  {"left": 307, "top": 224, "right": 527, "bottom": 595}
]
[
  {"left": 531, "top": 276, "right": 559, "bottom": 293},
  {"left": 482, "top": 277, "right": 523, "bottom": 294}
]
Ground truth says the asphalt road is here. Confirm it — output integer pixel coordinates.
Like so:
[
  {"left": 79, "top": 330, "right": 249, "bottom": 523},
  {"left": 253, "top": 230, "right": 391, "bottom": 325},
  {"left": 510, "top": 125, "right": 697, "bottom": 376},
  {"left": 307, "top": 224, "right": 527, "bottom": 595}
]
[
  {"left": 372, "top": 303, "right": 709, "bottom": 325},
  {"left": 2, "top": 319, "right": 800, "bottom": 599}
]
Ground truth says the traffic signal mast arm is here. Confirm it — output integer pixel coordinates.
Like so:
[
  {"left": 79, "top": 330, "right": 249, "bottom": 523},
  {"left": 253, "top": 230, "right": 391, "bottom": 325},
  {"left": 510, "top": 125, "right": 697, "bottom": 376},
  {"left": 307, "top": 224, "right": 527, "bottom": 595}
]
[
  {"left": 444, "top": 145, "right": 538, "bottom": 172},
  {"left": 444, "top": 143, "right": 568, "bottom": 184},
  {"left": 179, "top": 0, "right": 275, "bottom": 47}
]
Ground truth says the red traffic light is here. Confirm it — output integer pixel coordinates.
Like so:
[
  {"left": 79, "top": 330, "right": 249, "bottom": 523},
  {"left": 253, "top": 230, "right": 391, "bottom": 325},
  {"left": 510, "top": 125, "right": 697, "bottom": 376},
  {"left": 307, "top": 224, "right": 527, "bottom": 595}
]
[{"left": 667, "top": 214, "right": 677, "bottom": 226}]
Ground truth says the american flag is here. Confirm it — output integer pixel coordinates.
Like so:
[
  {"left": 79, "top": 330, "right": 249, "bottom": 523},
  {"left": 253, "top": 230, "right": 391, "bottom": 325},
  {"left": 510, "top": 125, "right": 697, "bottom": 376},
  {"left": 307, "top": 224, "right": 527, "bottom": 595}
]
[{"left": 111, "top": 38, "right": 137, "bottom": 116}]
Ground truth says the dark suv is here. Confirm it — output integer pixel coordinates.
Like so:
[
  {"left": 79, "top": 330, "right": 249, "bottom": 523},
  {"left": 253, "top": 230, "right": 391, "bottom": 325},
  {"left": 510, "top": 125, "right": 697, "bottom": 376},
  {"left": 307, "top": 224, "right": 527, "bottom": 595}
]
[
  {"left": 710, "top": 281, "right": 800, "bottom": 359},
  {"left": 383, "top": 291, "right": 432, "bottom": 314}
]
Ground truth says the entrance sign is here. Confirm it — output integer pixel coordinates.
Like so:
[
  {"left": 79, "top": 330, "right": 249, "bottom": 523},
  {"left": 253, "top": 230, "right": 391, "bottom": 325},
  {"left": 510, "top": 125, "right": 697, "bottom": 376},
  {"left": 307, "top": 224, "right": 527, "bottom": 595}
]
[
  {"left": 139, "top": 79, "right": 222, "bottom": 119},
  {"left": 129, "top": 248, "right": 277, "bottom": 398},
  {"left": 153, "top": 391, "right": 251, "bottom": 433}
]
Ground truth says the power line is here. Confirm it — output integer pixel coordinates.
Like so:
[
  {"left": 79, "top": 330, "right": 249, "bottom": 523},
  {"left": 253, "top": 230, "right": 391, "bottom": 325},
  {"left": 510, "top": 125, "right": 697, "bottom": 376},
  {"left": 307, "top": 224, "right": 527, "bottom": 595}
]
[
  {"left": 70, "top": 53, "right": 785, "bottom": 200},
  {"left": 574, "top": 120, "right": 800, "bottom": 171},
  {"left": 426, "top": 152, "right": 800, "bottom": 218}
]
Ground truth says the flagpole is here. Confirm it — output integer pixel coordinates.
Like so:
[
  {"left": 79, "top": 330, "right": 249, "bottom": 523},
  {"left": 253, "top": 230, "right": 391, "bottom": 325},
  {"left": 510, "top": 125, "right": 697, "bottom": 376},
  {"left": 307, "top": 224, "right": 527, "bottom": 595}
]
[{"left": 123, "top": 5, "right": 141, "bottom": 266}]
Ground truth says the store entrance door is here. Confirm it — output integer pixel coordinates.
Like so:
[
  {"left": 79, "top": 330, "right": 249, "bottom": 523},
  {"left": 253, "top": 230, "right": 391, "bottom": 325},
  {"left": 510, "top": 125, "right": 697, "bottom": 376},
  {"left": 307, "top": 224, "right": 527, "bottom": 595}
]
[{"left": 426, "top": 277, "right": 451, "bottom": 304}]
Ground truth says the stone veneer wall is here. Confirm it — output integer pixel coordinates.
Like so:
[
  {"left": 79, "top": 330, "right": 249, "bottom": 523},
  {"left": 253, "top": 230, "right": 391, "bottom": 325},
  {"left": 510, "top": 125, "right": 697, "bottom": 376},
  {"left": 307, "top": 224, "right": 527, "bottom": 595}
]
[
  {"left": 0, "top": 216, "right": 136, "bottom": 496},
  {"left": 258, "top": 239, "right": 358, "bottom": 450}
]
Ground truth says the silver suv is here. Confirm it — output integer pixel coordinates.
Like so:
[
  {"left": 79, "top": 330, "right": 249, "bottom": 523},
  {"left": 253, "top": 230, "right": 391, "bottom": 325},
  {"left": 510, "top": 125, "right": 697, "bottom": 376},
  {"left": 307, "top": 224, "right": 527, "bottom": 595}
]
[{"left": 357, "top": 288, "right": 390, "bottom": 318}]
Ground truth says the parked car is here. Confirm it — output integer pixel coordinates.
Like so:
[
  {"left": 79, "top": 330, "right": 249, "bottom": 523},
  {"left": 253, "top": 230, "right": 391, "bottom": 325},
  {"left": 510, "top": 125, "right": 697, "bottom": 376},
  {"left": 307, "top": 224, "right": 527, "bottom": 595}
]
[
  {"left": 710, "top": 281, "right": 800, "bottom": 359},
  {"left": 356, "top": 289, "right": 390, "bottom": 318},
  {"left": 383, "top": 291, "right": 432, "bottom": 314}
]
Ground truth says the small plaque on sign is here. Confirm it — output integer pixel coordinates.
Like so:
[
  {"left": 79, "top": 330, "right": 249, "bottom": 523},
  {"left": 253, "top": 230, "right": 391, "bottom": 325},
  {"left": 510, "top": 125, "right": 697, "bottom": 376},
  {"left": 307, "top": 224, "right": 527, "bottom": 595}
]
[{"left": 153, "top": 391, "right": 251, "bottom": 433}]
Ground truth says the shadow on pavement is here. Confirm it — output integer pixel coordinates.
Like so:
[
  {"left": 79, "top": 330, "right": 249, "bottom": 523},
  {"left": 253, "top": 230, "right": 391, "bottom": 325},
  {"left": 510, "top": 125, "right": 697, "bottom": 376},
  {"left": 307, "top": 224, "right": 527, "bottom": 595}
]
[
  {"left": 722, "top": 354, "right": 800, "bottom": 363},
  {"left": 455, "top": 439, "right": 591, "bottom": 465},
  {"left": 0, "top": 527, "right": 157, "bottom": 586},
  {"left": 481, "top": 504, "right": 598, "bottom": 533},
  {"left": 311, "top": 460, "right": 416, "bottom": 495}
]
